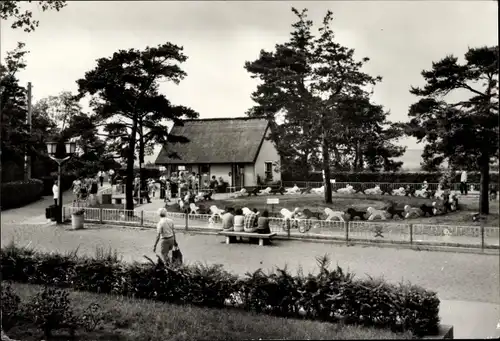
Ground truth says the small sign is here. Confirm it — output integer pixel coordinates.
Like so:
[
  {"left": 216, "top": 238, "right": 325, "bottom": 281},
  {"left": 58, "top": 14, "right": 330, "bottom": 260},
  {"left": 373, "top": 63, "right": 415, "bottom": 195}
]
[{"left": 267, "top": 198, "right": 279, "bottom": 205}]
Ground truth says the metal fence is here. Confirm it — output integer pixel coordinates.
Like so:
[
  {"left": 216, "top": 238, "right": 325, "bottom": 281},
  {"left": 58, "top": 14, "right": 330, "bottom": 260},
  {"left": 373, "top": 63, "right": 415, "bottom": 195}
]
[
  {"left": 63, "top": 206, "right": 498, "bottom": 250},
  {"left": 281, "top": 181, "right": 481, "bottom": 193}
]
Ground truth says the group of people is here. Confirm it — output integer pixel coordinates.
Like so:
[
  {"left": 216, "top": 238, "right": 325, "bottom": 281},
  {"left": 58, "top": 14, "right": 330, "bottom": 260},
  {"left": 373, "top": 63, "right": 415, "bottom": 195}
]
[
  {"left": 157, "top": 172, "right": 229, "bottom": 202},
  {"left": 220, "top": 207, "right": 271, "bottom": 237}
]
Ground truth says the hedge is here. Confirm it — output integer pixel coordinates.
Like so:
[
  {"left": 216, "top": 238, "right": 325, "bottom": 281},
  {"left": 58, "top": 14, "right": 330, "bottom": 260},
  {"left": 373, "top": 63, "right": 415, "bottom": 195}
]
[
  {"left": 0, "top": 245, "right": 440, "bottom": 337},
  {"left": 0, "top": 179, "right": 44, "bottom": 210},
  {"left": 282, "top": 171, "right": 500, "bottom": 184}
]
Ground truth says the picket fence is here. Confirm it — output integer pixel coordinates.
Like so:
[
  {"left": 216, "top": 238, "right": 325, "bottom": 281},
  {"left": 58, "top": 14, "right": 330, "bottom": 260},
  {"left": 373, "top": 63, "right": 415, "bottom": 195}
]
[{"left": 63, "top": 206, "right": 499, "bottom": 250}]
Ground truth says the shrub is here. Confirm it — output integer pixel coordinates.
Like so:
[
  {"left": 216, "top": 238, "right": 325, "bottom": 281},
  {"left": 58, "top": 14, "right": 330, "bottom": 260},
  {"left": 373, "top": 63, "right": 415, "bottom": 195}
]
[
  {"left": 0, "top": 179, "right": 44, "bottom": 210},
  {"left": 1, "top": 282, "right": 22, "bottom": 331},
  {"left": 78, "top": 303, "right": 104, "bottom": 332},
  {"left": 0, "top": 245, "right": 440, "bottom": 337},
  {"left": 282, "top": 171, "right": 499, "bottom": 184},
  {"left": 24, "top": 286, "right": 77, "bottom": 339}
]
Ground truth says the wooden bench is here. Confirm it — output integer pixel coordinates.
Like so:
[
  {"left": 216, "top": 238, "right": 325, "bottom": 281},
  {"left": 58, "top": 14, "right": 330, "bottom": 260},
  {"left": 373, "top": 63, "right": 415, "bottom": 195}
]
[{"left": 218, "top": 231, "right": 277, "bottom": 246}]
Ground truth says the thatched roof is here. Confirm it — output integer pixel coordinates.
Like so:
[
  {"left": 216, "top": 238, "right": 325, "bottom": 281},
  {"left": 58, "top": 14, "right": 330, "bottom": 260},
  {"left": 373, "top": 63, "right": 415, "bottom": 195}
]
[{"left": 155, "top": 117, "right": 269, "bottom": 164}]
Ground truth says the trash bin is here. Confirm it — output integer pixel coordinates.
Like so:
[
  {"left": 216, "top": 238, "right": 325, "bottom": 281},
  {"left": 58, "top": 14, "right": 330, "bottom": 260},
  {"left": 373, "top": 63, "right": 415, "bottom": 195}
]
[
  {"left": 102, "top": 193, "right": 112, "bottom": 205},
  {"left": 46, "top": 205, "right": 58, "bottom": 221}
]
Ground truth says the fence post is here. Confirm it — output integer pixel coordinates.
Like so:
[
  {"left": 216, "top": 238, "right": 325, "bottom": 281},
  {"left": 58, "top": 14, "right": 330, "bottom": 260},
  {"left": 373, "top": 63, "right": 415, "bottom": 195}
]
[
  {"left": 99, "top": 208, "right": 103, "bottom": 224},
  {"left": 481, "top": 226, "right": 485, "bottom": 250},
  {"left": 140, "top": 210, "right": 144, "bottom": 227},
  {"left": 185, "top": 213, "right": 188, "bottom": 231},
  {"left": 287, "top": 220, "right": 290, "bottom": 239},
  {"left": 409, "top": 224, "right": 413, "bottom": 245},
  {"left": 345, "top": 222, "right": 349, "bottom": 243}
]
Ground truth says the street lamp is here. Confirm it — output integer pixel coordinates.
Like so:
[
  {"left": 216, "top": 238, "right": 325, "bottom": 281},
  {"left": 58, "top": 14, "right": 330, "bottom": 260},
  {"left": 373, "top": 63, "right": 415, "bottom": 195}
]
[{"left": 46, "top": 141, "right": 77, "bottom": 223}]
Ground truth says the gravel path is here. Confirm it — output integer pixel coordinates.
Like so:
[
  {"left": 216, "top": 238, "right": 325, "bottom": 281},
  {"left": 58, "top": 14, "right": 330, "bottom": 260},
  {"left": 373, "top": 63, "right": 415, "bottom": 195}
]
[{"left": 1, "top": 220, "right": 498, "bottom": 304}]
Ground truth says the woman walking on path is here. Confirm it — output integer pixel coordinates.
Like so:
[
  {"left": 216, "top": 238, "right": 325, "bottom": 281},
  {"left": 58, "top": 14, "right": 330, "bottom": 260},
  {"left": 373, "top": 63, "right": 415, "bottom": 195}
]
[{"left": 153, "top": 208, "right": 176, "bottom": 264}]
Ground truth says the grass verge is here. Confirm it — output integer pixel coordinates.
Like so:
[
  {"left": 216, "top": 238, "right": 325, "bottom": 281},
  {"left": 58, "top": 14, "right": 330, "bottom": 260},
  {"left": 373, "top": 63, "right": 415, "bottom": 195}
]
[{"left": 6, "top": 282, "right": 412, "bottom": 341}]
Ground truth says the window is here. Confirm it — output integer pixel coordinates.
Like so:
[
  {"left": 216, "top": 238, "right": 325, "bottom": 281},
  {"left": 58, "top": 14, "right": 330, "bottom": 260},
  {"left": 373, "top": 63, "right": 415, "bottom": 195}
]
[{"left": 265, "top": 162, "right": 273, "bottom": 181}]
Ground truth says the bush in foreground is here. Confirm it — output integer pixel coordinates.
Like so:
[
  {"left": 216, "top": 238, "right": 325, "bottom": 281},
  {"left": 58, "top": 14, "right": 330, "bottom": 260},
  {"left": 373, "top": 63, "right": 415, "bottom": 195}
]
[
  {"left": 0, "top": 243, "right": 440, "bottom": 337},
  {"left": 4, "top": 282, "right": 411, "bottom": 340},
  {"left": 0, "top": 179, "right": 44, "bottom": 210}
]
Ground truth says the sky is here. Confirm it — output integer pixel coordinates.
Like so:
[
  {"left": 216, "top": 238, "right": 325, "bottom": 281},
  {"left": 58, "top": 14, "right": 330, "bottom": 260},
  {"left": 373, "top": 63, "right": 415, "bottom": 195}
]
[{"left": 1, "top": 1, "right": 498, "bottom": 167}]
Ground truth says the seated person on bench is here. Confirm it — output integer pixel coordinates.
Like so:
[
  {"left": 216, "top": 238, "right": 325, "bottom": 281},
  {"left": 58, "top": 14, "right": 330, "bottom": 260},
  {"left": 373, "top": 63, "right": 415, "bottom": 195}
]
[
  {"left": 243, "top": 209, "right": 259, "bottom": 233},
  {"left": 257, "top": 210, "right": 271, "bottom": 234},
  {"left": 221, "top": 207, "right": 235, "bottom": 231}
]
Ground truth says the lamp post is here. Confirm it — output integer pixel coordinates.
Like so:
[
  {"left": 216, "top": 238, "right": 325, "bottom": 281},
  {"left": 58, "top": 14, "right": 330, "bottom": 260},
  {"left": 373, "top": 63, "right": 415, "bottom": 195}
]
[{"left": 46, "top": 141, "right": 77, "bottom": 223}]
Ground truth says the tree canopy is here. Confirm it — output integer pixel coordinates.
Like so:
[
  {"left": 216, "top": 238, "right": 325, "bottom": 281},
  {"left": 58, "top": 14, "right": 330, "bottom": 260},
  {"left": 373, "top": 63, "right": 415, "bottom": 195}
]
[
  {"left": 0, "top": 0, "right": 66, "bottom": 32},
  {"left": 245, "top": 8, "right": 402, "bottom": 202},
  {"left": 405, "top": 45, "right": 499, "bottom": 214},
  {"left": 76, "top": 43, "right": 199, "bottom": 209}
]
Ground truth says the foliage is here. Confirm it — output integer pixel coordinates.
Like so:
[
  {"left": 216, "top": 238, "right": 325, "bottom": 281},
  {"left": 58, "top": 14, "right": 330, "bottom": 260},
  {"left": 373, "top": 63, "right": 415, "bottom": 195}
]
[
  {"left": 438, "top": 169, "right": 455, "bottom": 190},
  {"left": 0, "top": 42, "right": 60, "bottom": 182},
  {"left": 76, "top": 43, "right": 199, "bottom": 210},
  {"left": 24, "top": 286, "right": 77, "bottom": 338},
  {"left": 78, "top": 302, "right": 104, "bottom": 332},
  {"left": 0, "top": 179, "right": 43, "bottom": 210},
  {"left": 404, "top": 45, "right": 499, "bottom": 214},
  {"left": 245, "top": 8, "right": 403, "bottom": 194},
  {"left": 0, "top": 1, "right": 66, "bottom": 32},
  {"left": 6, "top": 282, "right": 411, "bottom": 340},
  {"left": 282, "top": 170, "right": 499, "bottom": 184},
  {"left": 1, "top": 282, "right": 22, "bottom": 331},
  {"left": 1, "top": 245, "right": 440, "bottom": 336}
]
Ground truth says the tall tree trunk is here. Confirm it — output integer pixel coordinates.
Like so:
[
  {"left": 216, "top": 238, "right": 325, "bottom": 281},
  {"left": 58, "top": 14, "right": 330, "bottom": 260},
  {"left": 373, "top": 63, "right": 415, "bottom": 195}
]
[
  {"left": 479, "top": 153, "right": 490, "bottom": 215},
  {"left": 139, "top": 117, "right": 145, "bottom": 192},
  {"left": 359, "top": 151, "right": 364, "bottom": 171},
  {"left": 301, "top": 152, "right": 309, "bottom": 178},
  {"left": 352, "top": 141, "right": 359, "bottom": 172},
  {"left": 125, "top": 119, "right": 138, "bottom": 211},
  {"left": 322, "top": 134, "right": 332, "bottom": 203}
]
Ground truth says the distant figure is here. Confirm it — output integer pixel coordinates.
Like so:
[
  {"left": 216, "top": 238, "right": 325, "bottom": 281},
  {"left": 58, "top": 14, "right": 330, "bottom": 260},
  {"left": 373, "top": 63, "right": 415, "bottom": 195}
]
[
  {"left": 90, "top": 179, "right": 98, "bottom": 196},
  {"left": 108, "top": 169, "right": 115, "bottom": 185},
  {"left": 98, "top": 170, "right": 104, "bottom": 187},
  {"left": 209, "top": 176, "right": 218, "bottom": 189},
  {"left": 52, "top": 180, "right": 59, "bottom": 206},
  {"left": 460, "top": 170, "right": 468, "bottom": 195}
]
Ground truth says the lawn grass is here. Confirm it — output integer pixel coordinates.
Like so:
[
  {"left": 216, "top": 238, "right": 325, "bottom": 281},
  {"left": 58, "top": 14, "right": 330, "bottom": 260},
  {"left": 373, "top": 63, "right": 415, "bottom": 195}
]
[{"left": 5, "top": 282, "right": 412, "bottom": 341}]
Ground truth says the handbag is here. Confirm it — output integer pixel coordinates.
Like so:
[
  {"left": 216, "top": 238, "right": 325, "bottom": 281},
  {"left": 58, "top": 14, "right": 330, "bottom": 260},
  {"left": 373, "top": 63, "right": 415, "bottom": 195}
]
[{"left": 171, "top": 244, "right": 183, "bottom": 267}]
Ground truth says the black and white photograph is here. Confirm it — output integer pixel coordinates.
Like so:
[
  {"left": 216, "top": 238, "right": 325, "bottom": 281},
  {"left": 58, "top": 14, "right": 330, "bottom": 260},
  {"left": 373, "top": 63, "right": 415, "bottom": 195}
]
[{"left": 1, "top": 1, "right": 498, "bottom": 340}]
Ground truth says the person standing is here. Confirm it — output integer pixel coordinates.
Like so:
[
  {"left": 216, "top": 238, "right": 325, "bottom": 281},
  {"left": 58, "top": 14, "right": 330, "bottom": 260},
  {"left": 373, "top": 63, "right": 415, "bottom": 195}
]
[
  {"left": 98, "top": 170, "right": 104, "bottom": 187},
  {"left": 460, "top": 170, "right": 468, "bottom": 195},
  {"left": 108, "top": 169, "right": 115, "bottom": 185},
  {"left": 90, "top": 179, "right": 98, "bottom": 204},
  {"left": 153, "top": 208, "right": 176, "bottom": 265},
  {"left": 52, "top": 180, "right": 59, "bottom": 206}
]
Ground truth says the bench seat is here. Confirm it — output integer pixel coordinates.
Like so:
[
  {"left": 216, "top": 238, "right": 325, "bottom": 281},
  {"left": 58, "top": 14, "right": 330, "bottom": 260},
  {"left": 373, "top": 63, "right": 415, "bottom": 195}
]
[{"left": 218, "top": 231, "right": 277, "bottom": 246}]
